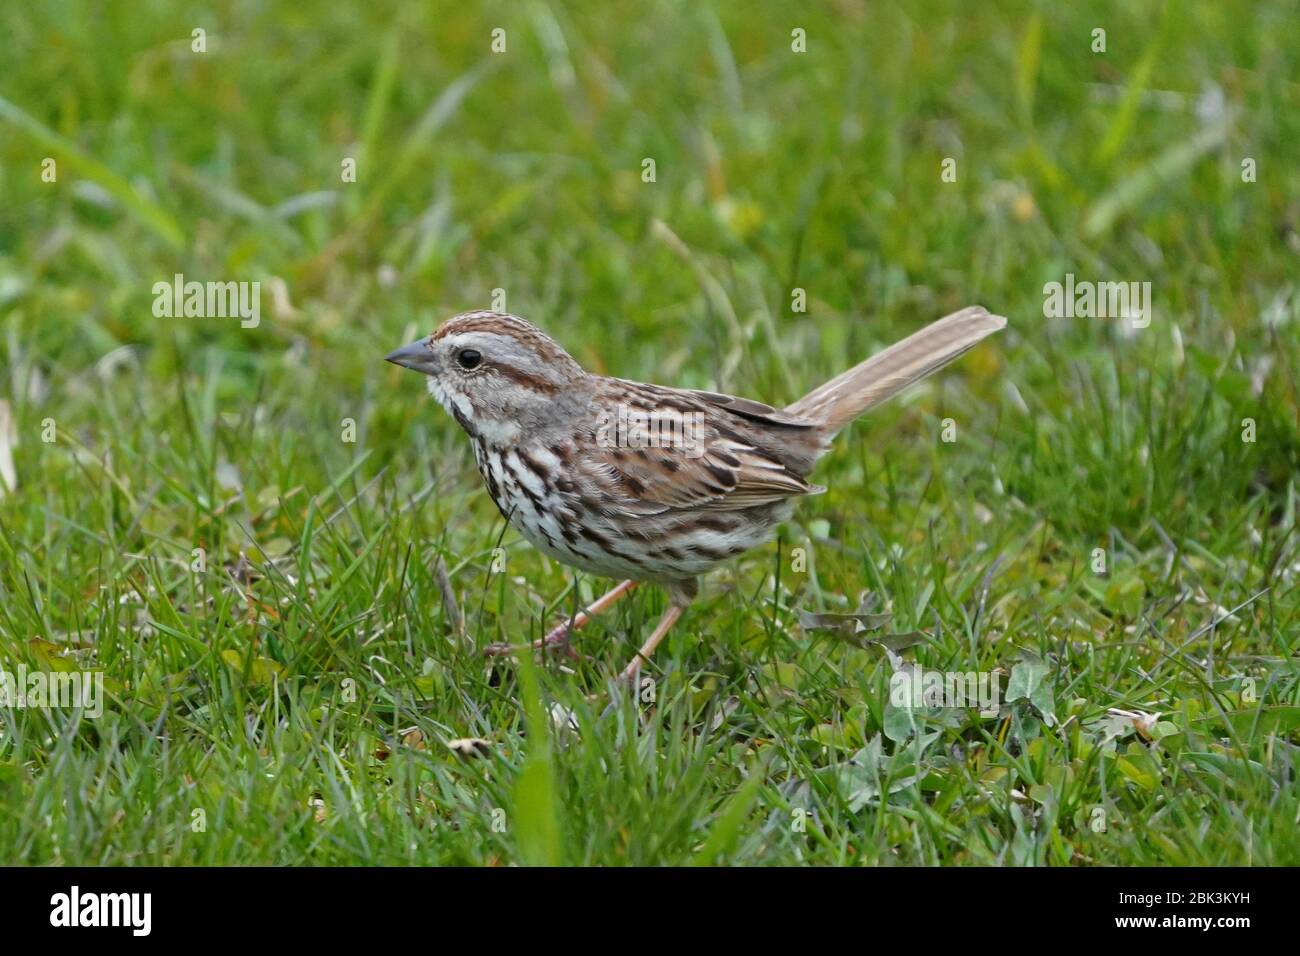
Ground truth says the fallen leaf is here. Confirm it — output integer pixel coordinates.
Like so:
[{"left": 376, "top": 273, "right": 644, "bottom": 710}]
[
  {"left": 1107, "top": 708, "right": 1162, "bottom": 740},
  {"left": 797, "top": 608, "right": 892, "bottom": 636}
]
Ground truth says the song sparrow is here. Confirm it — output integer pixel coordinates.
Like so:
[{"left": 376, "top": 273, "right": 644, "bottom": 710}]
[{"left": 386, "top": 306, "right": 1006, "bottom": 683}]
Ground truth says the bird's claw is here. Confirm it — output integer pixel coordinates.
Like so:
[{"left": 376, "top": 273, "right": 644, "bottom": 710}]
[{"left": 481, "top": 634, "right": 582, "bottom": 661}]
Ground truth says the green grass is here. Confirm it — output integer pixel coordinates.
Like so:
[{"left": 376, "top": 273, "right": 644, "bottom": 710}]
[{"left": 1, "top": 0, "right": 1298, "bottom": 865}]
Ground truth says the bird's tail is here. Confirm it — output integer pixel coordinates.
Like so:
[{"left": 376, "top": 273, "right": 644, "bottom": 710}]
[{"left": 785, "top": 306, "right": 1007, "bottom": 434}]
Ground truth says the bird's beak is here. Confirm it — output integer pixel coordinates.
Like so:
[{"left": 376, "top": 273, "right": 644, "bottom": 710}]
[{"left": 385, "top": 340, "right": 436, "bottom": 375}]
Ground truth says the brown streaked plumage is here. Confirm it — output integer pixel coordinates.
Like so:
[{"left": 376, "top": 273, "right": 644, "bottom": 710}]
[{"left": 386, "top": 306, "right": 1006, "bottom": 683}]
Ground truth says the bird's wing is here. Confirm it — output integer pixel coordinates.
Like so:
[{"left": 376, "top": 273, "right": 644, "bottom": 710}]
[{"left": 572, "top": 383, "right": 823, "bottom": 514}]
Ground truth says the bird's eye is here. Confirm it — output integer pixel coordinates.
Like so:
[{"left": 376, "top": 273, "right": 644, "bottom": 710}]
[{"left": 456, "top": 349, "right": 482, "bottom": 370}]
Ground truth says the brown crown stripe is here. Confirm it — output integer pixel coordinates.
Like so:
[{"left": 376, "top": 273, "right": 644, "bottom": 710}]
[
  {"left": 430, "top": 314, "right": 577, "bottom": 389},
  {"left": 431, "top": 313, "right": 568, "bottom": 356},
  {"left": 430, "top": 312, "right": 523, "bottom": 340}
]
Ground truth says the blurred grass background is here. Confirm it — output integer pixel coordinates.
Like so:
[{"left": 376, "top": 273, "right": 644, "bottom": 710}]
[{"left": 0, "top": 0, "right": 1297, "bottom": 865}]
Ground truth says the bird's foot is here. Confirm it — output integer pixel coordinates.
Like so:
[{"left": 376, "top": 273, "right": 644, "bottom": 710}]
[
  {"left": 482, "top": 621, "right": 583, "bottom": 661},
  {"left": 481, "top": 580, "right": 639, "bottom": 662}
]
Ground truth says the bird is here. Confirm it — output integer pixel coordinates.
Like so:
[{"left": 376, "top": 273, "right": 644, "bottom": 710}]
[{"left": 386, "top": 306, "right": 1006, "bottom": 684}]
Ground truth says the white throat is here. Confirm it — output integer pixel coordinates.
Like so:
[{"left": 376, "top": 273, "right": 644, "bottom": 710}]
[{"left": 426, "top": 377, "right": 521, "bottom": 445}]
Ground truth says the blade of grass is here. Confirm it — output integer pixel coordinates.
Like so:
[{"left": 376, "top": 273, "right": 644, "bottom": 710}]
[
  {"left": 0, "top": 95, "right": 185, "bottom": 251},
  {"left": 1083, "top": 116, "right": 1232, "bottom": 236},
  {"left": 511, "top": 650, "right": 563, "bottom": 866}
]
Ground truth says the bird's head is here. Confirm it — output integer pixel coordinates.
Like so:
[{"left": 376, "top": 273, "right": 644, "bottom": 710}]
[{"left": 385, "top": 311, "right": 585, "bottom": 444}]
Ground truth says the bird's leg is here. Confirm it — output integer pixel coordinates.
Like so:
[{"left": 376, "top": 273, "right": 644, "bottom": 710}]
[
  {"left": 483, "top": 579, "right": 639, "bottom": 657},
  {"left": 541, "top": 579, "right": 638, "bottom": 651},
  {"left": 615, "top": 603, "right": 685, "bottom": 686}
]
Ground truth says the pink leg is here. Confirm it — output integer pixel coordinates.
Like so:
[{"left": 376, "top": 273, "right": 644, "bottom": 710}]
[
  {"left": 616, "top": 603, "right": 685, "bottom": 684},
  {"left": 483, "top": 580, "right": 639, "bottom": 657}
]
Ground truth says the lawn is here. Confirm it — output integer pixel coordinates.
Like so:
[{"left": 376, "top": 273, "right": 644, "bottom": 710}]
[{"left": 0, "top": 0, "right": 1298, "bottom": 865}]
